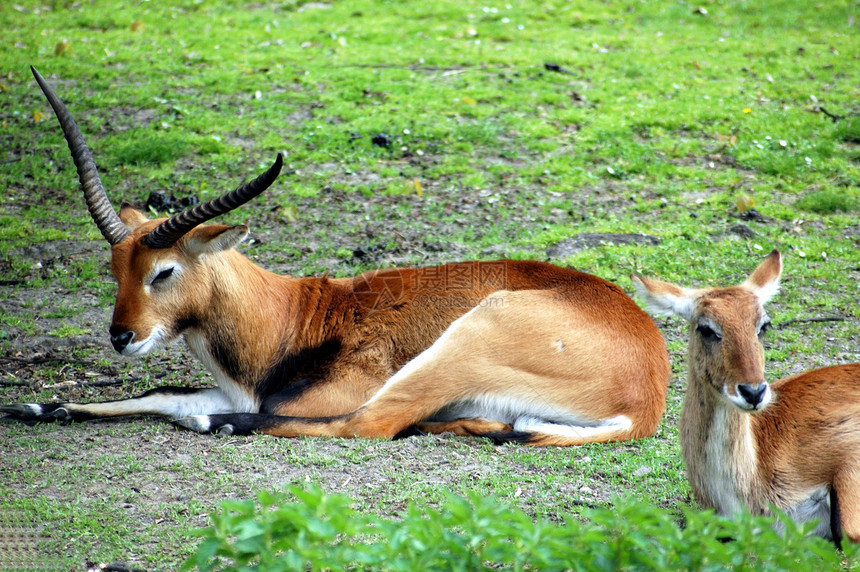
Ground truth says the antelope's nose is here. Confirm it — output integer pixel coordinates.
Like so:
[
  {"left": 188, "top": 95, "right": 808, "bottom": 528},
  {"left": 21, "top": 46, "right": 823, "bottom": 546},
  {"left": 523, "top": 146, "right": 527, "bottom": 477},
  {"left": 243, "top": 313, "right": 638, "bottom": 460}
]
[
  {"left": 109, "top": 328, "right": 135, "bottom": 353},
  {"left": 737, "top": 383, "right": 768, "bottom": 408}
]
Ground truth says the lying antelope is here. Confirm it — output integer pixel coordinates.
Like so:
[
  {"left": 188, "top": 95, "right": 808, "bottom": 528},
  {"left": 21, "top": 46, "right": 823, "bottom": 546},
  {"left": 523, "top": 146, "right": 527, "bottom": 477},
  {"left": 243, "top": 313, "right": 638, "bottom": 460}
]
[
  {"left": 633, "top": 250, "right": 860, "bottom": 546},
  {"left": 1, "top": 67, "right": 671, "bottom": 446}
]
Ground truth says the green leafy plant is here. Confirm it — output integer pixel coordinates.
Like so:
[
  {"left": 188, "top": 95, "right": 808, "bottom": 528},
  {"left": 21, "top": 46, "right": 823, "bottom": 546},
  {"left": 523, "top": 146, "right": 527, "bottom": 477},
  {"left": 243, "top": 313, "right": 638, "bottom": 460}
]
[{"left": 186, "top": 485, "right": 858, "bottom": 572}]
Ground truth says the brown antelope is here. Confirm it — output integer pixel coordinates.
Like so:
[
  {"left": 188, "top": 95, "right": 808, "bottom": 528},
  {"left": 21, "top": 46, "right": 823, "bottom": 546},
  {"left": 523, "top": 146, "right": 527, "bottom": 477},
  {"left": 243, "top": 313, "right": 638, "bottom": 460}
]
[
  {"left": 632, "top": 250, "right": 860, "bottom": 546},
  {"left": 1, "top": 67, "right": 670, "bottom": 447}
]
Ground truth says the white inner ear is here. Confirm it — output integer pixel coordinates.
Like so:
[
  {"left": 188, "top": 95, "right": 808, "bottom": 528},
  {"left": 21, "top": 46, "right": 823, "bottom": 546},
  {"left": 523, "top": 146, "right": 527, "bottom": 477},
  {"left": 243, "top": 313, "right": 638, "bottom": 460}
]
[
  {"left": 748, "top": 276, "right": 780, "bottom": 306},
  {"left": 649, "top": 292, "right": 695, "bottom": 322},
  {"left": 186, "top": 226, "right": 249, "bottom": 257},
  {"left": 632, "top": 280, "right": 696, "bottom": 322}
]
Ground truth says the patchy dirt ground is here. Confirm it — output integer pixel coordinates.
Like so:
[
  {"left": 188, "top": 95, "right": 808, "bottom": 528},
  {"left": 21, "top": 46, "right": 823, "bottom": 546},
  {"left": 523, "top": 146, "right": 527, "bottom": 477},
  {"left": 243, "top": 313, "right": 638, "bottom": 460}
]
[{"left": 1, "top": 163, "right": 858, "bottom": 571}]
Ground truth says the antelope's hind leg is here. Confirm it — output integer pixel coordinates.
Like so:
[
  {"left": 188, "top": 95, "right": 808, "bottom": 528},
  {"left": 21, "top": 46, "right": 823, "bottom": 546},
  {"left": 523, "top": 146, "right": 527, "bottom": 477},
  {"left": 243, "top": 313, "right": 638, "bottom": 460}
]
[
  {"left": 177, "top": 288, "right": 666, "bottom": 445},
  {"left": 415, "top": 419, "right": 515, "bottom": 437}
]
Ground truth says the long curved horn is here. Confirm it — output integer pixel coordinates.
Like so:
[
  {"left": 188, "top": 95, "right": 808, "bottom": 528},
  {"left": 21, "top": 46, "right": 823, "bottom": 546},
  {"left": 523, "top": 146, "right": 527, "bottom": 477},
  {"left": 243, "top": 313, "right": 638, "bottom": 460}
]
[
  {"left": 31, "top": 66, "right": 130, "bottom": 245},
  {"left": 142, "top": 152, "right": 283, "bottom": 250}
]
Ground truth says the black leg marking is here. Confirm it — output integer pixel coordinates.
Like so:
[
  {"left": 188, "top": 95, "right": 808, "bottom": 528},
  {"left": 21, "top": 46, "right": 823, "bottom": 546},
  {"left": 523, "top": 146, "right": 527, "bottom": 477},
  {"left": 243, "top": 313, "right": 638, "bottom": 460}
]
[
  {"left": 831, "top": 486, "right": 843, "bottom": 550},
  {"left": 480, "top": 430, "right": 533, "bottom": 445},
  {"left": 0, "top": 412, "right": 40, "bottom": 427},
  {"left": 0, "top": 404, "right": 46, "bottom": 421},
  {"left": 393, "top": 425, "right": 429, "bottom": 440}
]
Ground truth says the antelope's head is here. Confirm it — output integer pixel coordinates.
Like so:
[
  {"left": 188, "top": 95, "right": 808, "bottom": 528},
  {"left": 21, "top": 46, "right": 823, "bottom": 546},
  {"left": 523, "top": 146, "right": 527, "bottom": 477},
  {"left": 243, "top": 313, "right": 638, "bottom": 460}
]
[
  {"left": 32, "top": 67, "right": 282, "bottom": 356},
  {"left": 632, "top": 250, "right": 782, "bottom": 412}
]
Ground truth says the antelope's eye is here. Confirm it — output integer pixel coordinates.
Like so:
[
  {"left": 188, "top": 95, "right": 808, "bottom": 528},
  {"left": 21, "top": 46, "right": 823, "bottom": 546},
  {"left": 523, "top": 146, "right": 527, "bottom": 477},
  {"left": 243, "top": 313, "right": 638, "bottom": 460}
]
[
  {"left": 696, "top": 324, "right": 722, "bottom": 342},
  {"left": 151, "top": 267, "right": 174, "bottom": 285}
]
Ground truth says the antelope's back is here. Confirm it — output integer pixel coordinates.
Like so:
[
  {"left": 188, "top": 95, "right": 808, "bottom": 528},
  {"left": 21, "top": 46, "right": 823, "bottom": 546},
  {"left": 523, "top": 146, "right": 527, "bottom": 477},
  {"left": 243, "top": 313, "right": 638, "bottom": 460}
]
[{"left": 760, "top": 363, "right": 860, "bottom": 474}]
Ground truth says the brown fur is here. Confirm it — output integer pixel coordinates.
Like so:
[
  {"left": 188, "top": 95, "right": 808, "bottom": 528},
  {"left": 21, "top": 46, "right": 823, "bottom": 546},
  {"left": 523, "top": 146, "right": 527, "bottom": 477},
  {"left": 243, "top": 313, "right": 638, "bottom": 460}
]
[{"left": 262, "top": 287, "right": 671, "bottom": 444}]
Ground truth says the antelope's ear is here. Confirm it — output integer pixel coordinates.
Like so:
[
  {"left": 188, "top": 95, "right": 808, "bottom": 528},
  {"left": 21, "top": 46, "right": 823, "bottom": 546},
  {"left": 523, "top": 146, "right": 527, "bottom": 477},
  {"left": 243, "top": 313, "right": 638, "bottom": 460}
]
[
  {"left": 742, "top": 249, "right": 781, "bottom": 305},
  {"left": 183, "top": 224, "right": 250, "bottom": 257},
  {"left": 119, "top": 202, "right": 149, "bottom": 230},
  {"left": 631, "top": 274, "right": 696, "bottom": 322}
]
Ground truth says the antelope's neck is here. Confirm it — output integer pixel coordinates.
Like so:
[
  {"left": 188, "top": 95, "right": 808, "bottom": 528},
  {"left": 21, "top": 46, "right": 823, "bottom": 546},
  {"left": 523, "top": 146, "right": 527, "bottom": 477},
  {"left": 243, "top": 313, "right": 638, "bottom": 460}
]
[
  {"left": 680, "top": 371, "right": 762, "bottom": 516},
  {"left": 186, "top": 252, "right": 337, "bottom": 390}
]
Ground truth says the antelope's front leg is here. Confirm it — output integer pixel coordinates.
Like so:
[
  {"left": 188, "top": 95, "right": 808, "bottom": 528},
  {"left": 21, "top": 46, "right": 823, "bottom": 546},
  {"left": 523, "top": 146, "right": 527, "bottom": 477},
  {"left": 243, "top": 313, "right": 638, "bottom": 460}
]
[
  {"left": 1, "top": 386, "right": 247, "bottom": 424},
  {"left": 173, "top": 412, "right": 351, "bottom": 437}
]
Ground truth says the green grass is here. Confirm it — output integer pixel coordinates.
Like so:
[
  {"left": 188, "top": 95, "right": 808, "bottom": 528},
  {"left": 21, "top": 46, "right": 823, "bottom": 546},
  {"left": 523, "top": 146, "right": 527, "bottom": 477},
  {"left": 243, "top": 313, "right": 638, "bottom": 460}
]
[
  {"left": 1, "top": 0, "right": 859, "bottom": 570},
  {"left": 111, "top": 131, "right": 194, "bottom": 166},
  {"left": 796, "top": 189, "right": 860, "bottom": 213}
]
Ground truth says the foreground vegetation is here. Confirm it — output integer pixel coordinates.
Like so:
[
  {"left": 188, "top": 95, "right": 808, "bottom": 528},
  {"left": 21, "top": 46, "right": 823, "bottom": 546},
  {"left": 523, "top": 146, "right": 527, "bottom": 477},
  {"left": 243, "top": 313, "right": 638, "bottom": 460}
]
[
  {"left": 189, "top": 486, "right": 860, "bottom": 572},
  {"left": 1, "top": 0, "right": 858, "bottom": 569}
]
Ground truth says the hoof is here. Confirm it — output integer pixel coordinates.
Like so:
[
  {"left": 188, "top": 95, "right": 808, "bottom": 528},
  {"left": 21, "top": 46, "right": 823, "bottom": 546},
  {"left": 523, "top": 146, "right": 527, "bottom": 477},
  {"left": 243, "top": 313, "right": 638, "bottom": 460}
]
[
  {"left": 214, "top": 424, "right": 235, "bottom": 437},
  {"left": 50, "top": 407, "right": 70, "bottom": 420},
  {"left": 0, "top": 403, "right": 44, "bottom": 419}
]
